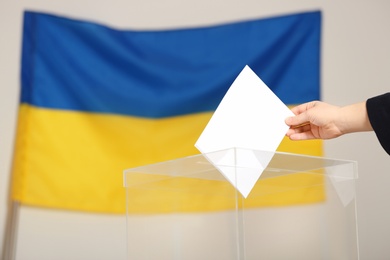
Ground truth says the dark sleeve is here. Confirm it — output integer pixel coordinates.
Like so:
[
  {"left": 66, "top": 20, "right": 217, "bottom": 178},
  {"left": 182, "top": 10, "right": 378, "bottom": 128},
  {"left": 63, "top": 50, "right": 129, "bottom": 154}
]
[{"left": 366, "top": 92, "right": 390, "bottom": 155}]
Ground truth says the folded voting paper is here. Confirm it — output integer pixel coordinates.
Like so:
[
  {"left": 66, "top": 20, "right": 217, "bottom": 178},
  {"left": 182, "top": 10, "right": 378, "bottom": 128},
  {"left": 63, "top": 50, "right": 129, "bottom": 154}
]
[{"left": 195, "top": 65, "right": 294, "bottom": 197}]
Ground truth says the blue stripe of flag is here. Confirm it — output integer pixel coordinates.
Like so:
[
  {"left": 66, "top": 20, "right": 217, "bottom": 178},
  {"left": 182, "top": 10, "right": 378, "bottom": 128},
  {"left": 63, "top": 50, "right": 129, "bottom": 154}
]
[{"left": 21, "top": 10, "right": 321, "bottom": 118}]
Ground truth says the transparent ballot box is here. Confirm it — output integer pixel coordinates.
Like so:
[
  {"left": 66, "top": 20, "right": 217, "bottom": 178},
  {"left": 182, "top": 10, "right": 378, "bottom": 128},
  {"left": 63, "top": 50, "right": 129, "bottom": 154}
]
[{"left": 123, "top": 148, "right": 359, "bottom": 259}]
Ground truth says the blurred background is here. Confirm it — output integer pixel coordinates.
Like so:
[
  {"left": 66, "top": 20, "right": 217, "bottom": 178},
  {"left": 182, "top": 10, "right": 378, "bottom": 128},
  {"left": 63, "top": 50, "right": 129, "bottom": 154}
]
[{"left": 1, "top": 0, "right": 389, "bottom": 259}]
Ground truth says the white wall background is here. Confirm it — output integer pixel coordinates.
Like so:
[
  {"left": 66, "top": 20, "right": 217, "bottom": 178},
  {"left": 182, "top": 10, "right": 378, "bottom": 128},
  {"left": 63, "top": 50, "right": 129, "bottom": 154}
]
[{"left": 1, "top": 0, "right": 389, "bottom": 259}]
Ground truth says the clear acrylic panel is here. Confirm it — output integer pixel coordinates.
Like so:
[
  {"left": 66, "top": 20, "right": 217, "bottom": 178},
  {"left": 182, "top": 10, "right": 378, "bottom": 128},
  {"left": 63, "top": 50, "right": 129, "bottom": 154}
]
[{"left": 124, "top": 148, "right": 359, "bottom": 260}]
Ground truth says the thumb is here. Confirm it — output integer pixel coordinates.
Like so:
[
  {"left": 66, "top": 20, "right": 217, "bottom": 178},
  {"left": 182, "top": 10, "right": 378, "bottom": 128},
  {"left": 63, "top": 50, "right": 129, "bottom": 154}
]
[{"left": 285, "top": 112, "right": 310, "bottom": 127}]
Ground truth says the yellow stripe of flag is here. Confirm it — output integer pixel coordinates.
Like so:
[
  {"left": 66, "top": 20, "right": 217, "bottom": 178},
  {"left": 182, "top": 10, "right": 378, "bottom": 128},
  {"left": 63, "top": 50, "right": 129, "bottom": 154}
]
[{"left": 12, "top": 104, "right": 323, "bottom": 213}]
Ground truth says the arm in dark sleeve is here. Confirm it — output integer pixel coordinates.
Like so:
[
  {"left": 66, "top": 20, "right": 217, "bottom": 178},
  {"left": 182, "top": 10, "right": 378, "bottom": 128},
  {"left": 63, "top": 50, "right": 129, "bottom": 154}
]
[{"left": 366, "top": 93, "right": 390, "bottom": 155}]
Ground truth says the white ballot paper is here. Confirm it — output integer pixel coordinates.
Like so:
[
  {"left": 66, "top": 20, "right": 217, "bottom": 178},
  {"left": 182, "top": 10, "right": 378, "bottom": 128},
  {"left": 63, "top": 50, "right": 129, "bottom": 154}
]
[{"left": 195, "top": 65, "right": 294, "bottom": 197}]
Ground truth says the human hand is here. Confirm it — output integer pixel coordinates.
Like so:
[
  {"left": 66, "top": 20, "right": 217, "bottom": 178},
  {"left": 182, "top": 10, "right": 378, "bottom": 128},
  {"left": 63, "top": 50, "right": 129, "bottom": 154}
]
[{"left": 284, "top": 101, "right": 344, "bottom": 140}]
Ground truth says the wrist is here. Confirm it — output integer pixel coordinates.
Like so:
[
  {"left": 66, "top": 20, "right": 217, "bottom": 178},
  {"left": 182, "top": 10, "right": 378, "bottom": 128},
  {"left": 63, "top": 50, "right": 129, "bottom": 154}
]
[{"left": 339, "top": 101, "right": 372, "bottom": 134}]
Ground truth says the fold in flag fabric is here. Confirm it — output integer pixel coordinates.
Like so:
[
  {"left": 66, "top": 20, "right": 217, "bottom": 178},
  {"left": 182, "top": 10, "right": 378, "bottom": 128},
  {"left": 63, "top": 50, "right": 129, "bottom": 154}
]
[{"left": 12, "top": 10, "right": 322, "bottom": 213}]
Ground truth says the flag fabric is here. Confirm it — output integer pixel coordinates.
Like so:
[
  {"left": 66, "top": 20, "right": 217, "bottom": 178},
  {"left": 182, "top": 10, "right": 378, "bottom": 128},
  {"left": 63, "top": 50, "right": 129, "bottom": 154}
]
[{"left": 11, "top": 10, "right": 322, "bottom": 213}]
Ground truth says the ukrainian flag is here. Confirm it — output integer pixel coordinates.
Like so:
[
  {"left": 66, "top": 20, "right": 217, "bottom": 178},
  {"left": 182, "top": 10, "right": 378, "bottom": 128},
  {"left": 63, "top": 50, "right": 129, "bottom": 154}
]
[{"left": 11, "top": 10, "right": 322, "bottom": 213}]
